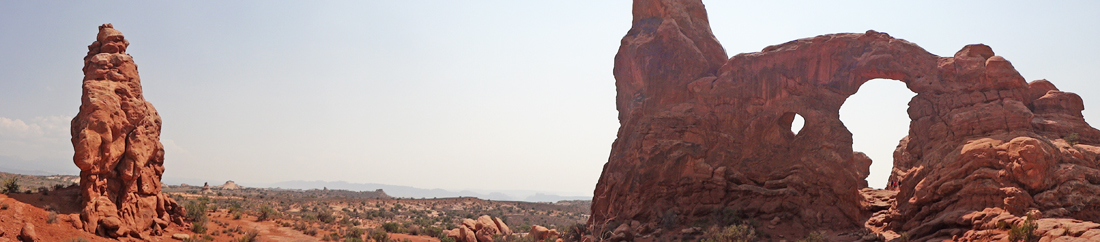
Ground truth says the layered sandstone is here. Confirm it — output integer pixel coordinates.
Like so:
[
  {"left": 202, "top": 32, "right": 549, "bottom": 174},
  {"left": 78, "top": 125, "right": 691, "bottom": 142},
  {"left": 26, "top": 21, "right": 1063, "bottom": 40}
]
[
  {"left": 589, "top": 0, "right": 1100, "bottom": 241},
  {"left": 71, "top": 24, "right": 184, "bottom": 239}
]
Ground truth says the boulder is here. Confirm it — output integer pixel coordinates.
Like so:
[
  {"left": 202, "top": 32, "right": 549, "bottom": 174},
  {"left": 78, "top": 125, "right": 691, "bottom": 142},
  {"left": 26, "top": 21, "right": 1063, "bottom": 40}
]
[
  {"left": 530, "top": 225, "right": 552, "bottom": 240},
  {"left": 458, "top": 226, "right": 476, "bottom": 242},
  {"left": 461, "top": 218, "right": 478, "bottom": 231},
  {"left": 171, "top": 234, "right": 190, "bottom": 240},
  {"left": 17, "top": 224, "right": 37, "bottom": 242},
  {"left": 71, "top": 24, "right": 184, "bottom": 239},
  {"left": 493, "top": 217, "right": 512, "bottom": 235},
  {"left": 476, "top": 215, "right": 500, "bottom": 235}
]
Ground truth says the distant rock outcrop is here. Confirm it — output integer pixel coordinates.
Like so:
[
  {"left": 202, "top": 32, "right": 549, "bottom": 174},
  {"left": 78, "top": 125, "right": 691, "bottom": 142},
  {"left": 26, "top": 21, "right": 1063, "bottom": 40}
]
[
  {"left": 215, "top": 180, "right": 242, "bottom": 190},
  {"left": 70, "top": 24, "right": 183, "bottom": 239},
  {"left": 589, "top": 0, "right": 1100, "bottom": 241}
]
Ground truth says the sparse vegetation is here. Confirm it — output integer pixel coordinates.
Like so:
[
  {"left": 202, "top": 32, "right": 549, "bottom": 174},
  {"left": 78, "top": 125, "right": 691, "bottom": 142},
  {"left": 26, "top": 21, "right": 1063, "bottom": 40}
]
[
  {"left": 2, "top": 177, "right": 20, "bottom": 194},
  {"left": 1066, "top": 132, "right": 1080, "bottom": 146},
  {"left": 185, "top": 197, "right": 211, "bottom": 234},
  {"left": 47, "top": 210, "right": 58, "bottom": 223},
  {"left": 159, "top": 184, "right": 587, "bottom": 241},
  {"left": 368, "top": 228, "right": 389, "bottom": 242},
  {"left": 796, "top": 231, "right": 826, "bottom": 242},
  {"left": 1009, "top": 212, "right": 1039, "bottom": 242},
  {"left": 237, "top": 230, "right": 260, "bottom": 242},
  {"left": 257, "top": 205, "right": 277, "bottom": 221},
  {"left": 700, "top": 224, "right": 757, "bottom": 242}
]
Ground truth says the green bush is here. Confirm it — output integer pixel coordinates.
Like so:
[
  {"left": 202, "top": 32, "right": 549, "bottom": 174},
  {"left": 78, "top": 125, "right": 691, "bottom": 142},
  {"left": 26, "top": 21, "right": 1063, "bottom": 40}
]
[
  {"left": 1066, "top": 132, "right": 1080, "bottom": 146},
  {"left": 368, "top": 229, "right": 389, "bottom": 242},
  {"left": 382, "top": 222, "right": 401, "bottom": 233},
  {"left": 345, "top": 227, "right": 364, "bottom": 239},
  {"left": 257, "top": 205, "right": 277, "bottom": 221},
  {"left": 2, "top": 177, "right": 20, "bottom": 194},
  {"left": 191, "top": 220, "right": 208, "bottom": 234},
  {"left": 1009, "top": 212, "right": 1039, "bottom": 242},
  {"left": 184, "top": 199, "right": 209, "bottom": 222}
]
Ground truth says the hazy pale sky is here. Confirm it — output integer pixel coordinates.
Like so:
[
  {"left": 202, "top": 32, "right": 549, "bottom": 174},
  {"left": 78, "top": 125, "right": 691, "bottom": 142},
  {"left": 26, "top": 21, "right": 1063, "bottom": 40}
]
[{"left": 1, "top": 1, "right": 1097, "bottom": 196}]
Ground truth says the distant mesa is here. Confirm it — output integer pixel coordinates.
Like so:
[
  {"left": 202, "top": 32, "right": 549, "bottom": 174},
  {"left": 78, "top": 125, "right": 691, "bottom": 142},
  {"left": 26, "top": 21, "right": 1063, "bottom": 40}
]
[
  {"left": 214, "top": 180, "right": 242, "bottom": 190},
  {"left": 589, "top": 0, "right": 1100, "bottom": 241},
  {"left": 70, "top": 23, "right": 184, "bottom": 239}
]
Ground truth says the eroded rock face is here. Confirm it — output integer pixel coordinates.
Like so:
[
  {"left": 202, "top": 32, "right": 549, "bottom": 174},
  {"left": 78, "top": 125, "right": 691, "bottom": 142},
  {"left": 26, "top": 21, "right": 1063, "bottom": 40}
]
[
  {"left": 71, "top": 24, "right": 183, "bottom": 239},
  {"left": 589, "top": 0, "right": 1100, "bottom": 240}
]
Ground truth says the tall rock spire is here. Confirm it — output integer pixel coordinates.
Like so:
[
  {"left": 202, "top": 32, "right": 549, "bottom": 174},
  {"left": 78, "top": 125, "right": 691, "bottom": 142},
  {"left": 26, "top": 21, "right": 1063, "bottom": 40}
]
[{"left": 71, "top": 23, "right": 184, "bottom": 239}]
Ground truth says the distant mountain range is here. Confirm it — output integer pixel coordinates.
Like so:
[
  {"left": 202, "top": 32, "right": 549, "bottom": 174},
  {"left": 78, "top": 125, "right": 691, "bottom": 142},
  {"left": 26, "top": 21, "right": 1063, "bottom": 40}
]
[
  {"left": 1, "top": 160, "right": 594, "bottom": 203},
  {"left": 259, "top": 180, "right": 591, "bottom": 203}
]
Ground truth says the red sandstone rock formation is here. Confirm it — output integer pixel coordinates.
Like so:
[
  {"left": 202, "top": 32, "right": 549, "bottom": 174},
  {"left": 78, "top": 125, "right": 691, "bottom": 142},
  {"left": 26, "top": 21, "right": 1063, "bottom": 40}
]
[
  {"left": 71, "top": 24, "right": 183, "bottom": 239},
  {"left": 589, "top": 0, "right": 1100, "bottom": 241},
  {"left": 446, "top": 215, "right": 513, "bottom": 242}
]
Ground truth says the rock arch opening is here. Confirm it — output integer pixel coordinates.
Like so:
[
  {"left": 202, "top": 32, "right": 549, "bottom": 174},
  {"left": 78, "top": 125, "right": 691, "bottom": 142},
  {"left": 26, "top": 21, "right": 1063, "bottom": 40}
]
[
  {"left": 779, "top": 112, "right": 806, "bottom": 135},
  {"left": 841, "top": 79, "right": 915, "bottom": 189}
]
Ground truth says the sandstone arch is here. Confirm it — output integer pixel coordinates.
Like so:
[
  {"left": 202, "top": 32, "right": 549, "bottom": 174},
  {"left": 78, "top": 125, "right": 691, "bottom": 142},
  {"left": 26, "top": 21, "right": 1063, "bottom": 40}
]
[{"left": 590, "top": 0, "right": 1100, "bottom": 240}]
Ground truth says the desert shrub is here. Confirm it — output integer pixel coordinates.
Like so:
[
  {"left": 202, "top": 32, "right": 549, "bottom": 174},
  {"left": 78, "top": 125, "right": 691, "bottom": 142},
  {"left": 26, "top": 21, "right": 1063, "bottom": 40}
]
[
  {"left": 423, "top": 226, "right": 445, "bottom": 238},
  {"left": 440, "top": 237, "right": 457, "bottom": 242},
  {"left": 317, "top": 211, "right": 336, "bottom": 224},
  {"left": 53, "top": 183, "right": 66, "bottom": 190},
  {"left": 237, "top": 230, "right": 260, "bottom": 242},
  {"left": 66, "top": 238, "right": 90, "bottom": 242},
  {"left": 405, "top": 223, "right": 421, "bottom": 235},
  {"left": 192, "top": 220, "right": 208, "bottom": 234},
  {"left": 1066, "top": 132, "right": 1080, "bottom": 146},
  {"left": 368, "top": 229, "right": 389, "bottom": 242},
  {"left": 184, "top": 198, "right": 210, "bottom": 234},
  {"left": 184, "top": 199, "right": 209, "bottom": 222},
  {"left": 561, "top": 222, "right": 587, "bottom": 242},
  {"left": 257, "top": 205, "right": 277, "bottom": 221},
  {"left": 701, "top": 224, "right": 757, "bottom": 242},
  {"left": 796, "top": 231, "right": 825, "bottom": 242},
  {"left": 1, "top": 203, "right": 7, "bottom": 210},
  {"left": 1009, "top": 212, "right": 1039, "bottom": 242},
  {"left": 345, "top": 227, "right": 364, "bottom": 239},
  {"left": 2, "top": 177, "right": 19, "bottom": 194},
  {"left": 382, "top": 222, "right": 401, "bottom": 233},
  {"left": 47, "top": 211, "right": 58, "bottom": 223}
]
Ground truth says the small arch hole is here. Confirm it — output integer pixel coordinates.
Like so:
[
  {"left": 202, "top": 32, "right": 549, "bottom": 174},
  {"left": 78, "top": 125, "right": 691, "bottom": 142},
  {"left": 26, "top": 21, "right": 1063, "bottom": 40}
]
[{"left": 779, "top": 112, "right": 806, "bottom": 135}]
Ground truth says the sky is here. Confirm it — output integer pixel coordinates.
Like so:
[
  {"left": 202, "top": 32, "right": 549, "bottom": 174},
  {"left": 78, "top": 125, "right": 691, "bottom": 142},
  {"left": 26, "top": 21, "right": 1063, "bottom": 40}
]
[{"left": 1, "top": 1, "right": 1098, "bottom": 197}]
